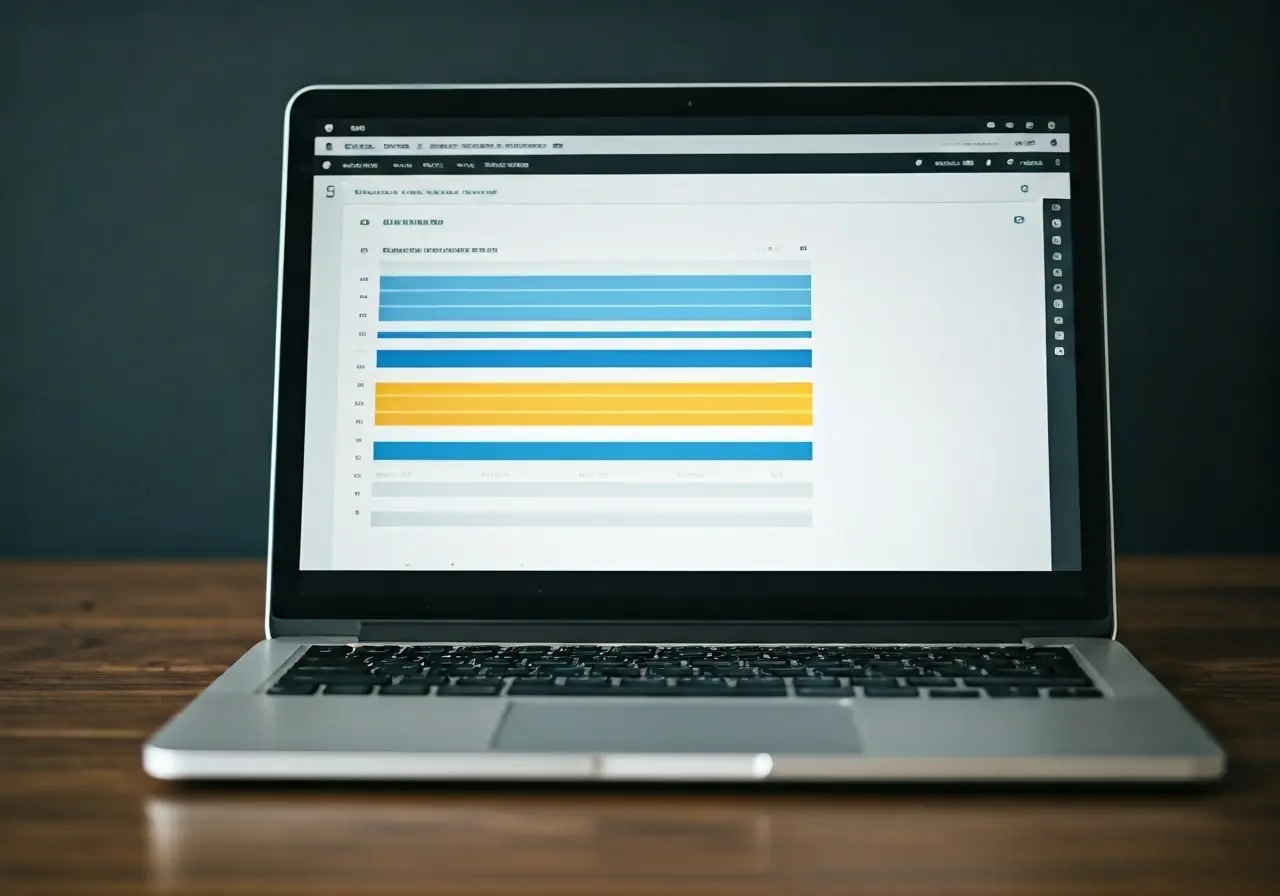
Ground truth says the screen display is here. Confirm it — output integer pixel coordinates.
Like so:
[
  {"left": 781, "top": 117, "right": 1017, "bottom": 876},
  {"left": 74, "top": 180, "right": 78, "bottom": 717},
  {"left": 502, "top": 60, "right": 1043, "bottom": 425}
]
[{"left": 299, "top": 115, "right": 1080, "bottom": 572}]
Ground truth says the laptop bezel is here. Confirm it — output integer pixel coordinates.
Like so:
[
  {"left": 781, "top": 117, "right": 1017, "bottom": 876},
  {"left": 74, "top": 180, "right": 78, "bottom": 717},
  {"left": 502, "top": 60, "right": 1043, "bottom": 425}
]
[{"left": 267, "top": 83, "right": 1114, "bottom": 635}]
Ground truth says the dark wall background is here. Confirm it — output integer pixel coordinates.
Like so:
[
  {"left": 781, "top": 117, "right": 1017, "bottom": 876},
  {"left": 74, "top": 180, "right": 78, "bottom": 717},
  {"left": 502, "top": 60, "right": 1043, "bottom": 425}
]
[{"left": 3, "top": 0, "right": 1277, "bottom": 557}]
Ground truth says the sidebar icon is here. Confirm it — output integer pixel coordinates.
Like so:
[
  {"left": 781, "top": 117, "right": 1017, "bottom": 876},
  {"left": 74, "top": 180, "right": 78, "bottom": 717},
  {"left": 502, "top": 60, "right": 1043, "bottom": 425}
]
[{"left": 1044, "top": 199, "right": 1073, "bottom": 363}]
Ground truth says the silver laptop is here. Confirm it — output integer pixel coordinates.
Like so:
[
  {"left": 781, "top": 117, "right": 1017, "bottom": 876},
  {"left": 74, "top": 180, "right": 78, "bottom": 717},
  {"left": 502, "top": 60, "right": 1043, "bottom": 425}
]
[{"left": 144, "top": 82, "right": 1225, "bottom": 783}]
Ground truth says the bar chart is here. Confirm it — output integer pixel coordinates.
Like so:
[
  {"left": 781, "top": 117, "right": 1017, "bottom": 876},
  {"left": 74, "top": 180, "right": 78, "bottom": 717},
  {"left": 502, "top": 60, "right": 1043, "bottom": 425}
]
[
  {"left": 369, "top": 263, "right": 814, "bottom": 530},
  {"left": 377, "top": 272, "right": 813, "bottom": 322},
  {"left": 375, "top": 381, "right": 813, "bottom": 427}
]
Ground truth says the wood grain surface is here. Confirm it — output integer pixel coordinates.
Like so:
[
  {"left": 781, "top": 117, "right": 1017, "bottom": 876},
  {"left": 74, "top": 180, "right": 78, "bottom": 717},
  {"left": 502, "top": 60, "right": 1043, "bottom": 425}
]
[{"left": 1, "top": 558, "right": 1278, "bottom": 895}]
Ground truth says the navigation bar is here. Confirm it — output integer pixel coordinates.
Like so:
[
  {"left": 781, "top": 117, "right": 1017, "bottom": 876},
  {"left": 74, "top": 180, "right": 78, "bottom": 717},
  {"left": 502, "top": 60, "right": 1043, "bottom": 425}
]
[{"left": 315, "top": 153, "right": 1071, "bottom": 176}]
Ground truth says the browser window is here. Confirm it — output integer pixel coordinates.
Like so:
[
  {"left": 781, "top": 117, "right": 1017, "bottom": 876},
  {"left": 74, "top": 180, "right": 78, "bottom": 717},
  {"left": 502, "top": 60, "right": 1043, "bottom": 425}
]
[{"left": 299, "top": 116, "right": 1080, "bottom": 572}]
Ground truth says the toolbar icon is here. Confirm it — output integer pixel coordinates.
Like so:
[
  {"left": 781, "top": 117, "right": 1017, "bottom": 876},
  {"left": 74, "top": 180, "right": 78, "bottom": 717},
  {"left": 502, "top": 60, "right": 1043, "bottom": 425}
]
[{"left": 1054, "top": 346, "right": 1065, "bottom": 356}]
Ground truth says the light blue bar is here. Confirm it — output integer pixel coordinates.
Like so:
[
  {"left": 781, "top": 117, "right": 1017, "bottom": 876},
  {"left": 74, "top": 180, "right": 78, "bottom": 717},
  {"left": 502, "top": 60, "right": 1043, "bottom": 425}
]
[
  {"left": 378, "top": 306, "right": 812, "bottom": 322},
  {"left": 372, "top": 441, "right": 814, "bottom": 461},
  {"left": 368, "top": 510, "right": 813, "bottom": 528},
  {"left": 380, "top": 274, "right": 810, "bottom": 290},
  {"left": 376, "top": 330, "right": 814, "bottom": 339},
  {"left": 379, "top": 289, "right": 811, "bottom": 307},
  {"left": 376, "top": 349, "right": 812, "bottom": 368}
]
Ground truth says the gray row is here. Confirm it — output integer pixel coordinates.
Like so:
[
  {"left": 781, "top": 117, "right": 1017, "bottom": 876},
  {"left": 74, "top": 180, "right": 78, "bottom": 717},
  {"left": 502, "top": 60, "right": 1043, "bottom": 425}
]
[{"left": 370, "top": 481, "right": 813, "bottom": 499}]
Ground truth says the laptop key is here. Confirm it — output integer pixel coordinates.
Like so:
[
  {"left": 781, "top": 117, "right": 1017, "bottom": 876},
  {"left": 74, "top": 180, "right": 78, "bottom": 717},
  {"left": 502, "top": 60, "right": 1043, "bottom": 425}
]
[
  {"left": 676, "top": 678, "right": 727, "bottom": 688},
  {"left": 732, "top": 681, "right": 787, "bottom": 696},
  {"left": 507, "top": 680, "right": 562, "bottom": 696},
  {"left": 862, "top": 686, "right": 919, "bottom": 698},
  {"left": 674, "top": 684, "right": 735, "bottom": 696},
  {"left": 794, "top": 686, "right": 855, "bottom": 697},
  {"left": 618, "top": 677, "right": 670, "bottom": 688},
  {"left": 379, "top": 681, "right": 432, "bottom": 696},
  {"left": 267, "top": 682, "right": 318, "bottom": 695},
  {"left": 964, "top": 677, "right": 1090, "bottom": 688},
  {"left": 1049, "top": 687, "right": 1104, "bottom": 698},
  {"left": 984, "top": 686, "right": 1042, "bottom": 698},
  {"left": 292, "top": 673, "right": 391, "bottom": 687},
  {"left": 928, "top": 689, "right": 981, "bottom": 698},
  {"left": 563, "top": 677, "right": 612, "bottom": 689},
  {"left": 452, "top": 677, "right": 506, "bottom": 688}
]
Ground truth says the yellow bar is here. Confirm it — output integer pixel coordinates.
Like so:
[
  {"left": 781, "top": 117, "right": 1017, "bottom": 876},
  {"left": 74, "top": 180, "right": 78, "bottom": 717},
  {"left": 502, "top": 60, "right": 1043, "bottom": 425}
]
[
  {"left": 376, "top": 394, "right": 812, "bottom": 413},
  {"left": 375, "top": 411, "right": 813, "bottom": 427},
  {"left": 375, "top": 381, "right": 811, "bottom": 397}
]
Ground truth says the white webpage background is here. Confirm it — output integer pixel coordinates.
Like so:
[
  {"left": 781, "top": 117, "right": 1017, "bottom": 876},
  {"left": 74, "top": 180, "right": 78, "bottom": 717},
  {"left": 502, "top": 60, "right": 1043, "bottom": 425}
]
[{"left": 300, "top": 172, "right": 1070, "bottom": 572}]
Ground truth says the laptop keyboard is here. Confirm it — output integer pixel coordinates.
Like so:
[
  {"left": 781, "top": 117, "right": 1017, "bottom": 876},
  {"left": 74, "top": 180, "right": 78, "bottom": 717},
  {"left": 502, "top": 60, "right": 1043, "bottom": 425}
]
[{"left": 267, "top": 644, "right": 1102, "bottom": 699}]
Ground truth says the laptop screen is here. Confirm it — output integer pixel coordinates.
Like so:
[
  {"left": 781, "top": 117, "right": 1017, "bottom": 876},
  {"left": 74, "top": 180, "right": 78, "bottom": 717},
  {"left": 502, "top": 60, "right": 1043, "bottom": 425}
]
[{"left": 299, "top": 115, "right": 1080, "bottom": 573}]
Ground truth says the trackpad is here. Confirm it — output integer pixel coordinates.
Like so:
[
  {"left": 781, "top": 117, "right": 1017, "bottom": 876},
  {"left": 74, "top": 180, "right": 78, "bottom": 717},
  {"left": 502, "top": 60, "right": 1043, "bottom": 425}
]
[{"left": 494, "top": 703, "right": 860, "bottom": 753}]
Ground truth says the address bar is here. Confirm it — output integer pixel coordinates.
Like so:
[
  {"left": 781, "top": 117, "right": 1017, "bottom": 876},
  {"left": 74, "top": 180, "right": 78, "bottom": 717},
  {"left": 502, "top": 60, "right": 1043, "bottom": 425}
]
[{"left": 315, "top": 133, "right": 1069, "bottom": 156}]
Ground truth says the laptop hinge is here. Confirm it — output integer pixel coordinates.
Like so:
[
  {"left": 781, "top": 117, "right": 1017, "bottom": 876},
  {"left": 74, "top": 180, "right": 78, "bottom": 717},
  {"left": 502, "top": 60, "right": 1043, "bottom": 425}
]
[{"left": 357, "top": 621, "right": 1025, "bottom": 644}]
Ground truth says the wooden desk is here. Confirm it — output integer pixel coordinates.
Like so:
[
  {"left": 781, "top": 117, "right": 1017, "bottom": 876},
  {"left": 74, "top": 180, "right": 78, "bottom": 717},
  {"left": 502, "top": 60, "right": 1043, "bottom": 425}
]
[{"left": 1, "top": 559, "right": 1278, "bottom": 895}]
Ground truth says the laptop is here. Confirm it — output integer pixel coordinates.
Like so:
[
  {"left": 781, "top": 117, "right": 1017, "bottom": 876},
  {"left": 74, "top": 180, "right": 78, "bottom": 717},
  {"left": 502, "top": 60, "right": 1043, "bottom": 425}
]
[{"left": 144, "top": 82, "right": 1225, "bottom": 782}]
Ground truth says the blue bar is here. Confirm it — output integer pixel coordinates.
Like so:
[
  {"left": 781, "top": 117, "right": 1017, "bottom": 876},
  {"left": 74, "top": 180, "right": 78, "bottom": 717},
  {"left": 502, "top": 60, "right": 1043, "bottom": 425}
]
[
  {"left": 373, "top": 441, "right": 814, "bottom": 461},
  {"left": 380, "top": 274, "right": 810, "bottom": 291},
  {"left": 378, "top": 306, "right": 812, "bottom": 322},
  {"left": 377, "top": 330, "right": 813, "bottom": 339},
  {"left": 376, "top": 349, "right": 812, "bottom": 368},
  {"left": 379, "top": 289, "right": 810, "bottom": 307}
]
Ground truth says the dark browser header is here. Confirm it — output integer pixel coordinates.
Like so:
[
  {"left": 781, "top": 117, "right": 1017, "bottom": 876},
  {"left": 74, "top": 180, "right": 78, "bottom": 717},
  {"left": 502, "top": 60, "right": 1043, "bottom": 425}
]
[
  {"left": 314, "top": 152, "right": 1071, "bottom": 176},
  {"left": 316, "top": 116, "right": 1068, "bottom": 137}
]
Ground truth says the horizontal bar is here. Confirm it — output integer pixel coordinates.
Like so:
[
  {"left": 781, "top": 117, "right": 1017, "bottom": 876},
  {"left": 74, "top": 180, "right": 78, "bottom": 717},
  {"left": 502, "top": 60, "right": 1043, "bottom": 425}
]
[
  {"left": 380, "top": 274, "right": 811, "bottom": 291},
  {"left": 380, "top": 260, "right": 811, "bottom": 276},
  {"left": 376, "top": 395, "right": 810, "bottom": 411},
  {"left": 372, "top": 442, "right": 814, "bottom": 461},
  {"left": 377, "top": 330, "right": 813, "bottom": 339},
  {"left": 370, "top": 481, "right": 814, "bottom": 499},
  {"left": 376, "top": 350, "right": 812, "bottom": 368},
  {"left": 379, "top": 289, "right": 810, "bottom": 307},
  {"left": 375, "top": 381, "right": 812, "bottom": 395},
  {"left": 378, "top": 306, "right": 812, "bottom": 322},
  {"left": 368, "top": 510, "right": 814, "bottom": 528},
  {"left": 375, "top": 411, "right": 812, "bottom": 426}
]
